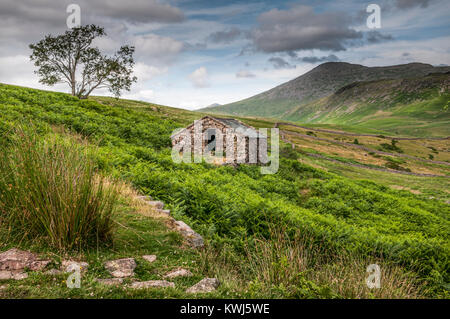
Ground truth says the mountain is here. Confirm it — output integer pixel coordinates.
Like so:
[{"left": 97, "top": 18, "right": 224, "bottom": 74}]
[
  {"left": 286, "top": 72, "right": 450, "bottom": 136},
  {"left": 201, "top": 62, "right": 450, "bottom": 119},
  {"left": 206, "top": 103, "right": 221, "bottom": 108}
]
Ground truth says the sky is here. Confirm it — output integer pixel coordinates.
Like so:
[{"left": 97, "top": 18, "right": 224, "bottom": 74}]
[{"left": 0, "top": 0, "right": 449, "bottom": 110}]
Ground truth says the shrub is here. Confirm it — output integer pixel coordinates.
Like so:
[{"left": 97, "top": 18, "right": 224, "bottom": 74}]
[{"left": 0, "top": 128, "right": 119, "bottom": 251}]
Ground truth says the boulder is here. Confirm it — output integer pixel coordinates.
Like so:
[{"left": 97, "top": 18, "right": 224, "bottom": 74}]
[
  {"left": 0, "top": 270, "right": 28, "bottom": 280},
  {"left": 147, "top": 201, "right": 165, "bottom": 209},
  {"left": 174, "top": 221, "right": 204, "bottom": 248},
  {"left": 142, "top": 255, "right": 157, "bottom": 263},
  {"left": 130, "top": 280, "right": 175, "bottom": 289},
  {"left": 164, "top": 268, "right": 193, "bottom": 279},
  {"left": 104, "top": 258, "right": 136, "bottom": 278},
  {"left": 160, "top": 209, "right": 171, "bottom": 216},
  {"left": 186, "top": 278, "right": 219, "bottom": 294},
  {"left": 0, "top": 248, "right": 50, "bottom": 271}
]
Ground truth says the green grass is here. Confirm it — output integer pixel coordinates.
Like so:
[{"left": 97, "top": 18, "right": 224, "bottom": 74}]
[
  {"left": 0, "top": 83, "right": 449, "bottom": 298},
  {"left": 0, "top": 127, "right": 119, "bottom": 251}
]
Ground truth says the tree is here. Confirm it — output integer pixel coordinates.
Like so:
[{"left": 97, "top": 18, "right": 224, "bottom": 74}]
[{"left": 29, "top": 24, "right": 137, "bottom": 99}]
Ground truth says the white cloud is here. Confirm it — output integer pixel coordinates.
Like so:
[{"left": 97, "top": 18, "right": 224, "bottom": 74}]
[
  {"left": 188, "top": 67, "right": 210, "bottom": 88},
  {"left": 132, "top": 34, "right": 184, "bottom": 65},
  {"left": 236, "top": 70, "right": 256, "bottom": 78}
]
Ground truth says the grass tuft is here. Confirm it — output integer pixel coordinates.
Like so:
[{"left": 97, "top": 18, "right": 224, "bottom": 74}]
[{"left": 0, "top": 127, "right": 119, "bottom": 251}]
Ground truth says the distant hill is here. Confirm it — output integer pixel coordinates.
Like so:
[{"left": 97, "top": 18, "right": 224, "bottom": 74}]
[
  {"left": 286, "top": 72, "right": 450, "bottom": 136},
  {"left": 206, "top": 103, "right": 221, "bottom": 108},
  {"left": 202, "top": 62, "right": 450, "bottom": 119}
]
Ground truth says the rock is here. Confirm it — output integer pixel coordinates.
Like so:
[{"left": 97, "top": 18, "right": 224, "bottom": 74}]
[
  {"left": 164, "top": 268, "right": 193, "bottom": 279},
  {"left": 104, "top": 258, "right": 136, "bottom": 278},
  {"left": 0, "top": 284, "right": 7, "bottom": 290},
  {"left": 0, "top": 248, "right": 50, "bottom": 271},
  {"left": 12, "top": 272, "right": 28, "bottom": 280},
  {"left": 160, "top": 209, "right": 171, "bottom": 216},
  {"left": 130, "top": 280, "right": 175, "bottom": 289},
  {"left": 96, "top": 278, "right": 124, "bottom": 286},
  {"left": 142, "top": 255, "right": 157, "bottom": 263},
  {"left": 174, "top": 221, "right": 204, "bottom": 248},
  {"left": 186, "top": 278, "right": 219, "bottom": 294},
  {"left": 61, "top": 260, "right": 89, "bottom": 273},
  {"left": 147, "top": 201, "right": 164, "bottom": 209},
  {"left": 0, "top": 271, "right": 28, "bottom": 280}
]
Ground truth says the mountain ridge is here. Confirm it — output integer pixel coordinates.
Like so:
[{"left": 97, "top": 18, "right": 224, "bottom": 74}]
[{"left": 202, "top": 62, "right": 450, "bottom": 119}]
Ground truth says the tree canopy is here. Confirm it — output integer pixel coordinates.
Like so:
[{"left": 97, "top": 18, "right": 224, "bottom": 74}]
[{"left": 29, "top": 24, "right": 137, "bottom": 99}]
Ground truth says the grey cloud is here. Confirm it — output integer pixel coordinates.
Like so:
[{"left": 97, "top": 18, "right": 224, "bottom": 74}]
[
  {"left": 90, "top": 0, "right": 184, "bottom": 23},
  {"left": 268, "top": 57, "right": 296, "bottom": 69},
  {"left": 366, "top": 31, "right": 394, "bottom": 43},
  {"left": 395, "top": 0, "right": 434, "bottom": 9},
  {"left": 251, "top": 5, "right": 362, "bottom": 53},
  {"left": 208, "top": 27, "right": 242, "bottom": 44},
  {"left": 236, "top": 70, "right": 256, "bottom": 78},
  {"left": 0, "top": 0, "right": 184, "bottom": 48},
  {"left": 301, "top": 54, "right": 340, "bottom": 64}
]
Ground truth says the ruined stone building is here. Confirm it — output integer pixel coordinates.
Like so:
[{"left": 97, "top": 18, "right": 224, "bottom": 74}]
[{"left": 171, "top": 116, "right": 268, "bottom": 164}]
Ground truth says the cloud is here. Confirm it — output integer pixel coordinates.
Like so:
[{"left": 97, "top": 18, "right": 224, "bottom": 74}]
[
  {"left": 236, "top": 70, "right": 256, "bottom": 78},
  {"left": 189, "top": 67, "right": 210, "bottom": 88},
  {"left": 251, "top": 5, "right": 362, "bottom": 53},
  {"left": 395, "top": 0, "right": 434, "bottom": 9},
  {"left": 132, "top": 34, "right": 184, "bottom": 65},
  {"left": 133, "top": 62, "right": 168, "bottom": 82},
  {"left": 301, "top": 54, "right": 340, "bottom": 64},
  {"left": 366, "top": 31, "right": 394, "bottom": 43},
  {"left": 89, "top": 0, "right": 184, "bottom": 23},
  {"left": 208, "top": 27, "right": 242, "bottom": 44},
  {"left": 268, "top": 57, "right": 296, "bottom": 69}
]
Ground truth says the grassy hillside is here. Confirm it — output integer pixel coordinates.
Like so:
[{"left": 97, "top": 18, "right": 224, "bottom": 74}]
[
  {"left": 284, "top": 73, "right": 450, "bottom": 137},
  {"left": 202, "top": 62, "right": 450, "bottom": 120},
  {"left": 0, "top": 83, "right": 449, "bottom": 298}
]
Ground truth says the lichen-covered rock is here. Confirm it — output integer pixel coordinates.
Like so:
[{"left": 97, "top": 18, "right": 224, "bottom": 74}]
[
  {"left": 164, "top": 268, "right": 193, "bottom": 279},
  {"left": 186, "top": 278, "right": 219, "bottom": 293},
  {"left": 104, "top": 258, "right": 136, "bottom": 278},
  {"left": 0, "top": 270, "right": 28, "bottom": 280},
  {"left": 130, "top": 280, "right": 175, "bottom": 289},
  {"left": 174, "top": 221, "right": 204, "bottom": 248},
  {"left": 142, "top": 255, "right": 157, "bottom": 263},
  {"left": 0, "top": 248, "right": 50, "bottom": 271}
]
